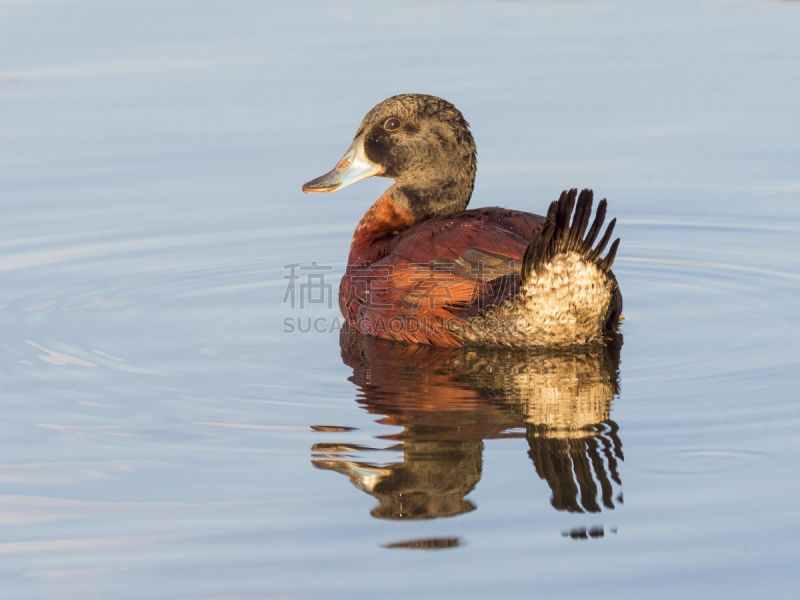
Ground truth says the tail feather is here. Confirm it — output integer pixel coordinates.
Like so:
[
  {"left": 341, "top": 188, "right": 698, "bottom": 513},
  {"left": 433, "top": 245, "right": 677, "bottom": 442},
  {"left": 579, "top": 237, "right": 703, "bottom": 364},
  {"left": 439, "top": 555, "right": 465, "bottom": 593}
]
[
  {"left": 522, "top": 188, "right": 620, "bottom": 283},
  {"left": 598, "top": 238, "right": 620, "bottom": 273},
  {"left": 588, "top": 217, "right": 616, "bottom": 263},
  {"left": 554, "top": 189, "right": 575, "bottom": 253},
  {"left": 566, "top": 189, "right": 593, "bottom": 252},
  {"left": 580, "top": 199, "right": 607, "bottom": 254}
]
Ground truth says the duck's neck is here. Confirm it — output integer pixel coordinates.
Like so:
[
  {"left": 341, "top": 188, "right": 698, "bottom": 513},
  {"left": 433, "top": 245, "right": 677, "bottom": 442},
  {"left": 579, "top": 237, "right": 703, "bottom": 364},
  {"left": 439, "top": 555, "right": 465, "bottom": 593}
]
[
  {"left": 347, "top": 162, "right": 475, "bottom": 265},
  {"left": 348, "top": 192, "right": 416, "bottom": 265},
  {"left": 388, "top": 164, "right": 475, "bottom": 222}
]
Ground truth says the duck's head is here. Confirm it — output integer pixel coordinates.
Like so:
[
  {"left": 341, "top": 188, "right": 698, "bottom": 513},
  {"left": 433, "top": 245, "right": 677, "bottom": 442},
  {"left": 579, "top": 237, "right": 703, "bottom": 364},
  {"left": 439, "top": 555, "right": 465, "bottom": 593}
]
[{"left": 302, "top": 94, "right": 477, "bottom": 220}]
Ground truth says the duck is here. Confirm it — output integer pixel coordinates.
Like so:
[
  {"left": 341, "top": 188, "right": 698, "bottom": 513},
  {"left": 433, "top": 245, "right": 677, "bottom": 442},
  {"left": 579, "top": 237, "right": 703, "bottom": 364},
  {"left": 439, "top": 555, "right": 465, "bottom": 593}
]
[{"left": 302, "top": 93, "right": 622, "bottom": 347}]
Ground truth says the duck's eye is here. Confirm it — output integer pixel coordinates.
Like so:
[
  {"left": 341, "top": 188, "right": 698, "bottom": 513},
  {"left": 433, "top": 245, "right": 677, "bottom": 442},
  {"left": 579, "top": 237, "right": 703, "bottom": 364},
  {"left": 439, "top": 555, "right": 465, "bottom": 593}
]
[{"left": 384, "top": 118, "right": 401, "bottom": 131}]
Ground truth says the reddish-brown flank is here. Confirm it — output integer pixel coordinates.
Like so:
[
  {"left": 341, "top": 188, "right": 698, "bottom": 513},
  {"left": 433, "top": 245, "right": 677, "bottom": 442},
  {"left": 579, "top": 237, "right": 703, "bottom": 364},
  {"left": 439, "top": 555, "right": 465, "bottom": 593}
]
[{"left": 340, "top": 192, "right": 545, "bottom": 346}]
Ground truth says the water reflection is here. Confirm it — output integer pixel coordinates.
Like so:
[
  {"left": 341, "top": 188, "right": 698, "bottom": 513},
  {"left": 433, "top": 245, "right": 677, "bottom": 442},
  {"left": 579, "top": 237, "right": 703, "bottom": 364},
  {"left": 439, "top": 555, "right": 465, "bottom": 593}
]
[{"left": 312, "top": 330, "right": 624, "bottom": 520}]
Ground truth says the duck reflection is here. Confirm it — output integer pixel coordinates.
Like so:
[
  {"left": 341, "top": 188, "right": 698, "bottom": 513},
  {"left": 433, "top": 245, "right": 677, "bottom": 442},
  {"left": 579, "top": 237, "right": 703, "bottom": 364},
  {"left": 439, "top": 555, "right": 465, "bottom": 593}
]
[{"left": 312, "top": 329, "right": 624, "bottom": 520}]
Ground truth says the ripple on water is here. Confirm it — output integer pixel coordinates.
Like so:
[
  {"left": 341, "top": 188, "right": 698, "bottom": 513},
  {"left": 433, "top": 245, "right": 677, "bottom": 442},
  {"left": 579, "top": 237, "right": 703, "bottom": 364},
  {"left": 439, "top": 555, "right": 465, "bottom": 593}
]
[{"left": 647, "top": 448, "right": 778, "bottom": 476}]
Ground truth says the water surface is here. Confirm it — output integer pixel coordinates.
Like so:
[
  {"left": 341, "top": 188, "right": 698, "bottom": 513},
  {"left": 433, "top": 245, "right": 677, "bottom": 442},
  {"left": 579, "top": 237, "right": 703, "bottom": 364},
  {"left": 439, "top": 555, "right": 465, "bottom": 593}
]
[{"left": 1, "top": 1, "right": 799, "bottom": 598}]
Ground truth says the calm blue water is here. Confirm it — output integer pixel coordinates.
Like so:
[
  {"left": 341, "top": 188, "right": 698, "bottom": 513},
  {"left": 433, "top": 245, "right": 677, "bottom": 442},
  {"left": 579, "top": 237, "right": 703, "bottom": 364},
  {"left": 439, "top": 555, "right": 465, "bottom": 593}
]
[{"left": 1, "top": 1, "right": 799, "bottom": 598}]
